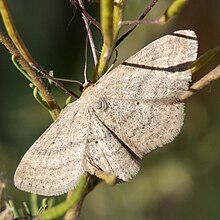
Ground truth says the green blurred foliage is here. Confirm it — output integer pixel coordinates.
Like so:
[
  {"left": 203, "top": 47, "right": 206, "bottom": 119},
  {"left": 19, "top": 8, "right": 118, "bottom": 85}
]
[{"left": 0, "top": 0, "right": 220, "bottom": 219}]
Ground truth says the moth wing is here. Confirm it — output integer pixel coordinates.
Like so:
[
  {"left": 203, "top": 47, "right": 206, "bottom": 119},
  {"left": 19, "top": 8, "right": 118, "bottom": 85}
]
[
  {"left": 88, "top": 30, "right": 198, "bottom": 158},
  {"left": 14, "top": 100, "right": 89, "bottom": 196},
  {"left": 96, "top": 30, "right": 198, "bottom": 101},
  {"left": 82, "top": 106, "right": 140, "bottom": 181},
  {"left": 14, "top": 30, "right": 199, "bottom": 193}
]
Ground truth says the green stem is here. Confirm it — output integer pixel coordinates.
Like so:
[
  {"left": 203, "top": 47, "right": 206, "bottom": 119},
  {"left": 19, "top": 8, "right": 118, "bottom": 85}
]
[
  {"left": 30, "top": 194, "right": 39, "bottom": 215},
  {"left": 0, "top": 0, "right": 34, "bottom": 63},
  {"left": 39, "top": 174, "right": 89, "bottom": 220},
  {"left": 94, "top": 0, "right": 126, "bottom": 81}
]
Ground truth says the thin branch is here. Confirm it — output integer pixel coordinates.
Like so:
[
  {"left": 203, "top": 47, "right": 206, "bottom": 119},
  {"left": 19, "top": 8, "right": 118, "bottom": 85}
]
[
  {"left": 0, "top": 0, "right": 79, "bottom": 100},
  {"left": 30, "top": 64, "right": 80, "bottom": 99},
  {"left": 116, "top": 0, "right": 159, "bottom": 47},
  {"left": 120, "top": 19, "right": 151, "bottom": 26},
  {"left": 121, "top": 0, "right": 189, "bottom": 26},
  {"left": 70, "top": 0, "right": 101, "bottom": 30},
  {"left": 0, "top": 0, "right": 62, "bottom": 119},
  {"left": 180, "top": 64, "right": 220, "bottom": 101},
  {"left": 120, "top": 18, "right": 167, "bottom": 26},
  {"left": 0, "top": 31, "right": 61, "bottom": 120}
]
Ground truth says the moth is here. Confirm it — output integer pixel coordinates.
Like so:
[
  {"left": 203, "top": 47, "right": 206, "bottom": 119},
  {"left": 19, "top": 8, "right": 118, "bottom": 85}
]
[{"left": 14, "top": 30, "right": 198, "bottom": 196}]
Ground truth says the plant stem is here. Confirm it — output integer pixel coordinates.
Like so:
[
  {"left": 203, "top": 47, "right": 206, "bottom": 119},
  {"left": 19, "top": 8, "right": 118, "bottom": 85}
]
[
  {"left": 70, "top": 0, "right": 101, "bottom": 30},
  {"left": 180, "top": 64, "right": 220, "bottom": 101},
  {"left": 0, "top": 32, "right": 60, "bottom": 120},
  {"left": 64, "top": 192, "right": 84, "bottom": 220},
  {"left": 0, "top": 0, "right": 34, "bottom": 63},
  {"left": 30, "top": 194, "right": 38, "bottom": 216},
  {"left": 40, "top": 174, "right": 89, "bottom": 220},
  {"left": 94, "top": 0, "right": 126, "bottom": 81},
  {"left": 0, "top": 0, "right": 60, "bottom": 120},
  {"left": 116, "top": 0, "right": 159, "bottom": 47}
]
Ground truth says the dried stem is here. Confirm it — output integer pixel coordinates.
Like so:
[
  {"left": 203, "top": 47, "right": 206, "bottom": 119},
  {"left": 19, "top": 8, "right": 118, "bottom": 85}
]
[
  {"left": 31, "top": 64, "right": 80, "bottom": 99},
  {"left": 119, "top": 0, "right": 189, "bottom": 31},
  {"left": 120, "top": 19, "right": 151, "bottom": 26},
  {"left": 70, "top": 0, "right": 101, "bottom": 30},
  {"left": 116, "top": 0, "right": 159, "bottom": 47},
  {"left": 180, "top": 64, "right": 220, "bottom": 101}
]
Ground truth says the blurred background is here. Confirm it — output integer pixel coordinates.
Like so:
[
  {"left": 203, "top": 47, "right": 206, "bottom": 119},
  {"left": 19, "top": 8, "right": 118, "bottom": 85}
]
[{"left": 0, "top": 0, "right": 220, "bottom": 219}]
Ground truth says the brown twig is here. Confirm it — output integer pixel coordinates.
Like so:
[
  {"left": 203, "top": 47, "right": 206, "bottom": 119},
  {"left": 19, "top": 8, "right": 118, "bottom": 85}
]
[
  {"left": 120, "top": 19, "right": 151, "bottom": 26},
  {"left": 30, "top": 64, "right": 80, "bottom": 99},
  {"left": 70, "top": 0, "right": 101, "bottom": 30},
  {"left": 120, "top": 18, "right": 166, "bottom": 25},
  {"left": 180, "top": 64, "right": 220, "bottom": 101},
  {"left": 116, "top": 0, "right": 159, "bottom": 47}
]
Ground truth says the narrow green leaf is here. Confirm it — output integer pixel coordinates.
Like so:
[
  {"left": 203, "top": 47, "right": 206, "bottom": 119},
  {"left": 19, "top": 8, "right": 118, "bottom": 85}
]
[{"left": 191, "top": 45, "right": 220, "bottom": 74}]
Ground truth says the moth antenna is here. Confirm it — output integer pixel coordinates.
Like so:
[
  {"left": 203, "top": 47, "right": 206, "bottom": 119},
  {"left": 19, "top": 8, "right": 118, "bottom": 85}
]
[
  {"left": 30, "top": 63, "right": 79, "bottom": 98},
  {"left": 41, "top": 75, "right": 83, "bottom": 86},
  {"left": 83, "top": 21, "right": 91, "bottom": 89}
]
